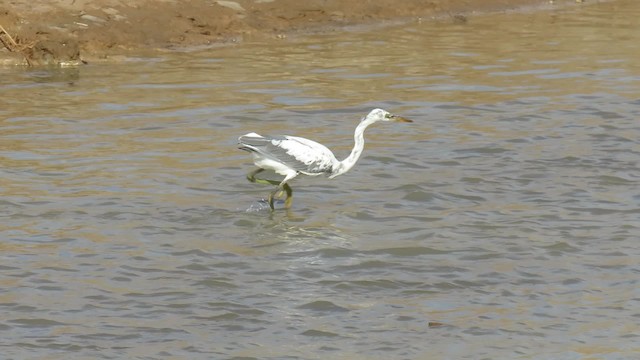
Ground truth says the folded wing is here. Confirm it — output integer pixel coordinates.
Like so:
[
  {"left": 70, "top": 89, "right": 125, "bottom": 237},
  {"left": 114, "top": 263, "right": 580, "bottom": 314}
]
[{"left": 239, "top": 133, "right": 338, "bottom": 176}]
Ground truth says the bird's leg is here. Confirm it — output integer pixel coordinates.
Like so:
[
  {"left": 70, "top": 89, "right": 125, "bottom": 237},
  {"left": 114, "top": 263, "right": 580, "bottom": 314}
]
[
  {"left": 267, "top": 189, "right": 277, "bottom": 210},
  {"left": 267, "top": 183, "right": 293, "bottom": 210},
  {"left": 247, "top": 168, "right": 280, "bottom": 210},
  {"left": 247, "top": 168, "right": 265, "bottom": 183},
  {"left": 273, "top": 172, "right": 299, "bottom": 210},
  {"left": 248, "top": 169, "right": 297, "bottom": 210},
  {"left": 283, "top": 183, "right": 293, "bottom": 209},
  {"left": 247, "top": 168, "right": 282, "bottom": 187},
  {"left": 246, "top": 168, "right": 263, "bottom": 182}
]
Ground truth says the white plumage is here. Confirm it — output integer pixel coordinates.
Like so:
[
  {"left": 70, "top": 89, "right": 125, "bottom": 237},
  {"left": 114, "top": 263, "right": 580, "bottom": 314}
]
[{"left": 239, "top": 108, "right": 412, "bottom": 209}]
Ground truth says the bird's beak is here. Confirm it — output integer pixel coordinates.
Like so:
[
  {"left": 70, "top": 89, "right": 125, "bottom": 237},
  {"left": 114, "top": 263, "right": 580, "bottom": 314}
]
[{"left": 392, "top": 115, "right": 413, "bottom": 123}]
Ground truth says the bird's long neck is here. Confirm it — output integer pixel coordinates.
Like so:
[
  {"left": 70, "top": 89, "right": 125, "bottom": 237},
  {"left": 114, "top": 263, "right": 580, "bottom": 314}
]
[{"left": 331, "top": 120, "right": 372, "bottom": 178}]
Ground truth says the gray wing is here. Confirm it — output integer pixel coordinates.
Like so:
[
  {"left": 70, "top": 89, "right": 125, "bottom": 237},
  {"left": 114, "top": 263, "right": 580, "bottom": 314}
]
[{"left": 239, "top": 133, "right": 338, "bottom": 175}]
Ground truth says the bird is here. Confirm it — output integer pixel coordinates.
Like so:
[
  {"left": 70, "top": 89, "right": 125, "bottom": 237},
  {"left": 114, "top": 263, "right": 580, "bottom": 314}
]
[{"left": 238, "top": 108, "right": 413, "bottom": 210}]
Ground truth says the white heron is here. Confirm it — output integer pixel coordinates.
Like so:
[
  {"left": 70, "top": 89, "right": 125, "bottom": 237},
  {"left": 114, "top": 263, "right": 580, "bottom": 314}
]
[{"left": 238, "top": 108, "right": 412, "bottom": 210}]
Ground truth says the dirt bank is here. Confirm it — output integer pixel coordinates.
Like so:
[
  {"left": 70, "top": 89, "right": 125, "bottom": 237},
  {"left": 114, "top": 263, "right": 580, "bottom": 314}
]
[{"left": 0, "top": 0, "right": 582, "bottom": 65}]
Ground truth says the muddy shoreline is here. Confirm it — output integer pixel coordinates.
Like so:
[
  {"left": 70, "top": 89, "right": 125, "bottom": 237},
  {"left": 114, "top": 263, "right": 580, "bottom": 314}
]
[{"left": 1, "top": 0, "right": 585, "bottom": 65}]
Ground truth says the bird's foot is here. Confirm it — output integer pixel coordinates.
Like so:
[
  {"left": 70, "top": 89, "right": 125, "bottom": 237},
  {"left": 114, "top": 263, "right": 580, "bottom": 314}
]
[
  {"left": 267, "top": 192, "right": 275, "bottom": 210},
  {"left": 267, "top": 184, "right": 293, "bottom": 210},
  {"left": 284, "top": 195, "right": 293, "bottom": 209},
  {"left": 283, "top": 183, "right": 293, "bottom": 209}
]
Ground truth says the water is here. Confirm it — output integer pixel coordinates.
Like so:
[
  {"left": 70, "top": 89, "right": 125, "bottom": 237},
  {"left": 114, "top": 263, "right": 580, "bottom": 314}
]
[{"left": 2, "top": 1, "right": 639, "bottom": 359}]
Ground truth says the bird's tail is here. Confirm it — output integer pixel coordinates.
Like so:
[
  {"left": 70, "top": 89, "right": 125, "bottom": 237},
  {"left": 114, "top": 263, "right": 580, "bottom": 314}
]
[{"left": 238, "top": 132, "right": 265, "bottom": 152}]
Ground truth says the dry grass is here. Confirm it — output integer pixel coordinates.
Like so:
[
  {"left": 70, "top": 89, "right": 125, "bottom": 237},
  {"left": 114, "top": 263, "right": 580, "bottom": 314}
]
[{"left": 0, "top": 23, "right": 35, "bottom": 65}]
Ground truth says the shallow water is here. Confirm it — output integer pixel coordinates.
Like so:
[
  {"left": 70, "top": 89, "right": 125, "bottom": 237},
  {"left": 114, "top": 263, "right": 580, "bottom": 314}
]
[{"left": 1, "top": 1, "right": 639, "bottom": 359}]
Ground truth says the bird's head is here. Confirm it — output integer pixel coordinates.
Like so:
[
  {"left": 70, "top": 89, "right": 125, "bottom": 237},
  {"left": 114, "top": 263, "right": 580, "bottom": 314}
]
[{"left": 364, "top": 108, "right": 413, "bottom": 124}]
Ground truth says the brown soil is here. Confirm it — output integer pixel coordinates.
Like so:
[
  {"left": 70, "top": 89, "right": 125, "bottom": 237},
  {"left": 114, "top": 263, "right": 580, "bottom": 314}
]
[{"left": 0, "top": 0, "right": 579, "bottom": 65}]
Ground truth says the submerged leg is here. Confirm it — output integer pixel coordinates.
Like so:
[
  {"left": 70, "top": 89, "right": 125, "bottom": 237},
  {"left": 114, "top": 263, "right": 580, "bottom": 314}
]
[
  {"left": 247, "top": 168, "right": 297, "bottom": 211},
  {"left": 247, "top": 168, "right": 278, "bottom": 209},
  {"left": 268, "top": 172, "right": 298, "bottom": 210},
  {"left": 268, "top": 189, "right": 278, "bottom": 210},
  {"left": 283, "top": 183, "right": 293, "bottom": 209},
  {"left": 267, "top": 183, "right": 294, "bottom": 210},
  {"left": 277, "top": 172, "right": 297, "bottom": 210}
]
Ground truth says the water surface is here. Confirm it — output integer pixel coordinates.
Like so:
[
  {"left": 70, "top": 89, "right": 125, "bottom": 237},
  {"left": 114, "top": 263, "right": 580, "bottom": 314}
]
[{"left": 1, "top": 1, "right": 639, "bottom": 359}]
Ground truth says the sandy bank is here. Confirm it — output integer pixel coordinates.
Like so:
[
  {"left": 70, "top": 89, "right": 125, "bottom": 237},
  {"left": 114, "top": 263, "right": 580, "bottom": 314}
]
[{"left": 0, "top": 0, "right": 585, "bottom": 65}]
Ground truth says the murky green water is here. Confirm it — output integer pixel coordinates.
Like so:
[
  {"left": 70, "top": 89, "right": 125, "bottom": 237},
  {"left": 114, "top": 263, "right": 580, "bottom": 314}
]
[{"left": 2, "top": 1, "right": 639, "bottom": 359}]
